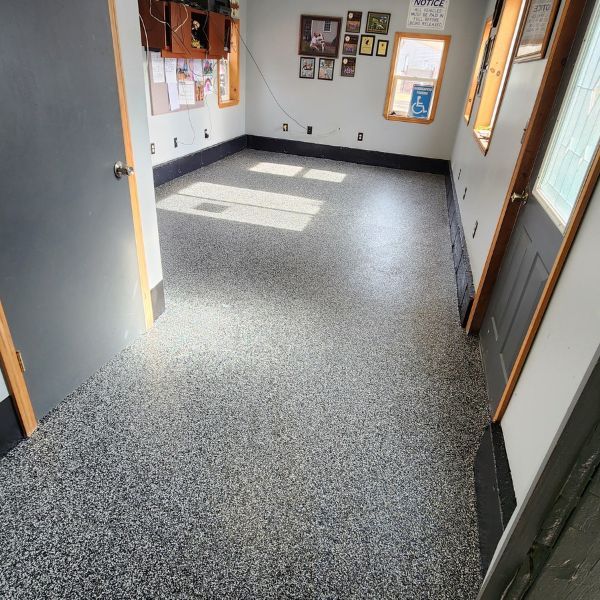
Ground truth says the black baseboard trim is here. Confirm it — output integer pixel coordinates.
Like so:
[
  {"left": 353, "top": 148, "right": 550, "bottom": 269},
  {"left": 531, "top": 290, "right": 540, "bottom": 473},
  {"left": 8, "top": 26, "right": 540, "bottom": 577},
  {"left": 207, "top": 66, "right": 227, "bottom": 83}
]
[
  {"left": 445, "top": 167, "right": 475, "bottom": 327},
  {"left": 247, "top": 135, "right": 450, "bottom": 175},
  {"left": 0, "top": 396, "right": 23, "bottom": 457},
  {"left": 151, "top": 280, "right": 165, "bottom": 321},
  {"left": 153, "top": 135, "right": 248, "bottom": 186},
  {"left": 474, "top": 423, "right": 517, "bottom": 578}
]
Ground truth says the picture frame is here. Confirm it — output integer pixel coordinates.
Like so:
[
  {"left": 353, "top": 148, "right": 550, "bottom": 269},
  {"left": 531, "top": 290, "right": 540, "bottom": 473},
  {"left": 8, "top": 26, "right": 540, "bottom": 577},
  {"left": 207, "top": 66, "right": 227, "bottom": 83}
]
[
  {"left": 343, "top": 34, "right": 359, "bottom": 56},
  {"left": 299, "top": 15, "right": 343, "bottom": 58},
  {"left": 318, "top": 58, "right": 335, "bottom": 81},
  {"left": 346, "top": 11, "right": 362, "bottom": 33},
  {"left": 299, "top": 57, "right": 316, "bottom": 79},
  {"left": 366, "top": 12, "right": 391, "bottom": 35},
  {"left": 359, "top": 35, "right": 375, "bottom": 56},
  {"left": 376, "top": 39, "right": 389, "bottom": 57},
  {"left": 341, "top": 57, "right": 356, "bottom": 77},
  {"left": 514, "top": 0, "right": 560, "bottom": 63}
]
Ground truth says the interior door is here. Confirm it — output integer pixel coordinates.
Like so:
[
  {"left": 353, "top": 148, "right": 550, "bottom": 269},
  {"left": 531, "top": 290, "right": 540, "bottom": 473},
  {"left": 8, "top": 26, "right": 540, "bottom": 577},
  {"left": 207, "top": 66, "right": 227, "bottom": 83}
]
[
  {"left": 0, "top": 2, "right": 145, "bottom": 418},
  {"left": 481, "top": 0, "right": 600, "bottom": 413}
]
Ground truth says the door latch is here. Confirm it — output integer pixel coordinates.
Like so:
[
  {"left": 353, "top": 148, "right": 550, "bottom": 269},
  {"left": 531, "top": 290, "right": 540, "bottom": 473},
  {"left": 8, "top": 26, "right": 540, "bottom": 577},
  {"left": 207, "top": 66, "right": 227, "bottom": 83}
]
[
  {"left": 510, "top": 190, "right": 529, "bottom": 205},
  {"left": 114, "top": 161, "right": 135, "bottom": 179}
]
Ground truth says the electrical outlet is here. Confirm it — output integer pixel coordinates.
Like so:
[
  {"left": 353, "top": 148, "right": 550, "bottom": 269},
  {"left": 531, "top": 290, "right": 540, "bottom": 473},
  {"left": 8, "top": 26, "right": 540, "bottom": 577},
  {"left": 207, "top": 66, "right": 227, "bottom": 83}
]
[
  {"left": 174, "top": 137, "right": 178, "bottom": 148},
  {"left": 283, "top": 123, "right": 289, "bottom": 132},
  {"left": 463, "top": 187, "right": 468, "bottom": 200},
  {"left": 458, "top": 168, "right": 462, "bottom": 180},
  {"left": 473, "top": 220, "right": 479, "bottom": 239},
  {"left": 357, "top": 132, "right": 364, "bottom": 142},
  {"left": 204, "top": 129, "right": 209, "bottom": 139},
  {"left": 307, "top": 125, "right": 313, "bottom": 135},
  {"left": 150, "top": 143, "right": 156, "bottom": 155}
]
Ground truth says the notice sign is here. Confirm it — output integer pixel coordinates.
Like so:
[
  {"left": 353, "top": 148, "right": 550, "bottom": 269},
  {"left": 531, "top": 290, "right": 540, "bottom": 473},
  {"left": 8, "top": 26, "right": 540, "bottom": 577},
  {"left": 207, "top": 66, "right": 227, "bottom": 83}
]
[
  {"left": 409, "top": 85, "right": 434, "bottom": 119},
  {"left": 407, "top": 0, "right": 450, "bottom": 31}
]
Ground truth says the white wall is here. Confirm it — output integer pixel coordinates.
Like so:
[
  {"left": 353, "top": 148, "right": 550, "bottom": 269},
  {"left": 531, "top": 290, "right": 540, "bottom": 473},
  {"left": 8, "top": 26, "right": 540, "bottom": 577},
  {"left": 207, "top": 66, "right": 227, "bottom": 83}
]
[
  {"left": 450, "top": 0, "right": 548, "bottom": 286},
  {"left": 145, "top": 1, "right": 247, "bottom": 166},
  {"left": 245, "top": 0, "right": 487, "bottom": 160},
  {"left": 116, "top": 0, "right": 164, "bottom": 290},
  {"left": 0, "top": 373, "right": 8, "bottom": 400}
]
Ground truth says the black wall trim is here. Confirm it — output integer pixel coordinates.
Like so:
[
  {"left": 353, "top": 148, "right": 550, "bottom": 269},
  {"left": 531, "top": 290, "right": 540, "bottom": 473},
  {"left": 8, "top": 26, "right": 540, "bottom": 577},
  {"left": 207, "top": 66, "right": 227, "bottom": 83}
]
[
  {"left": 247, "top": 135, "right": 450, "bottom": 175},
  {"left": 0, "top": 396, "right": 23, "bottom": 457},
  {"left": 151, "top": 280, "right": 165, "bottom": 321},
  {"left": 153, "top": 135, "right": 248, "bottom": 186},
  {"left": 474, "top": 423, "right": 517, "bottom": 577},
  {"left": 445, "top": 167, "right": 475, "bottom": 327}
]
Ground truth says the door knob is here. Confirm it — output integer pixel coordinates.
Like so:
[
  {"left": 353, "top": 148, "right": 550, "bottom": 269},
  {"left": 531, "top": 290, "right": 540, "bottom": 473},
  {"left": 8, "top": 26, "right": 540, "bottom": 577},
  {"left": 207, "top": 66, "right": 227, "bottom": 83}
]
[
  {"left": 114, "top": 161, "right": 134, "bottom": 179},
  {"left": 510, "top": 190, "right": 529, "bottom": 205}
]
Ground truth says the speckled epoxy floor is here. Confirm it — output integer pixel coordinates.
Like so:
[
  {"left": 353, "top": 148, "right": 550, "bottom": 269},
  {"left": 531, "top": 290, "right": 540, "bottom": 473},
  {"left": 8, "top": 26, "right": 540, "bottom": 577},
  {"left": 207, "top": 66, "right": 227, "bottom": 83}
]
[{"left": 0, "top": 150, "right": 489, "bottom": 599}]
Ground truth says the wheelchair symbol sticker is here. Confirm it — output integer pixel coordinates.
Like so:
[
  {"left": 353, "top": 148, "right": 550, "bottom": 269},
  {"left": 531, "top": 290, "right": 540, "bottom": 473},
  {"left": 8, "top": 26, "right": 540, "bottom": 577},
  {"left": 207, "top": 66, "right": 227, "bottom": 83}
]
[{"left": 409, "top": 85, "right": 434, "bottom": 120}]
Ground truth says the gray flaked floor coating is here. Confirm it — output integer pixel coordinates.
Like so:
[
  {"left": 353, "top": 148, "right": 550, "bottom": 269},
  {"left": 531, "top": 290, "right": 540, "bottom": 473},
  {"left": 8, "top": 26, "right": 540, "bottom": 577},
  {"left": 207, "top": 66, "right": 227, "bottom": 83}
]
[{"left": 0, "top": 150, "right": 489, "bottom": 599}]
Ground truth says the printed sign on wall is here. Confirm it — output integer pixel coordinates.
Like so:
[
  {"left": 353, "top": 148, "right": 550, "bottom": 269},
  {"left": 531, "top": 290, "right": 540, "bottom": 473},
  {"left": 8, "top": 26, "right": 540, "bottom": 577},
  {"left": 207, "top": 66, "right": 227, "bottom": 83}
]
[
  {"left": 407, "top": 0, "right": 450, "bottom": 31},
  {"left": 409, "top": 85, "right": 434, "bottom": 119}
]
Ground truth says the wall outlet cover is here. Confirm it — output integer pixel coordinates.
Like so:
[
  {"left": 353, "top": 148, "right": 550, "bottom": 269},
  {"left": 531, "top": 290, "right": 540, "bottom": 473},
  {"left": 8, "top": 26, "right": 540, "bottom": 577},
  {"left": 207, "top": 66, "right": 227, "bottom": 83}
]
[
  {"left": 174, "top": 137, "right": 178, "bottom": 148},
  {"left": 150, "top": 143, "right": 156, "bottom": 155},
  {"left": 358, "top": 132, "right": 364, "bottom": 141},
  {"left": 307, "top": 126, "right": 313, "bottom": 135},
  {"left": 283, "top": 123, "right": 289, "bottom": 132}
]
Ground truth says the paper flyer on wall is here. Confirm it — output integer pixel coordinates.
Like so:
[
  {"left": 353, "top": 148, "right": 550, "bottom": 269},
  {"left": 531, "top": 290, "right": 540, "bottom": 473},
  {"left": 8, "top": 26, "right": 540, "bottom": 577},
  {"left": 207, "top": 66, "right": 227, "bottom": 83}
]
[
  {"left": 407, "top": 0, "right": 450, "bottom": 30},
  {"left": 150, "top": 51, "right": 165, "bottom": 83},
  {"left": 164, "top": 58, "right": 177, "bottom": 84},
  {"left": 167, "top": 82, "right": 180, "bottom": 110}
]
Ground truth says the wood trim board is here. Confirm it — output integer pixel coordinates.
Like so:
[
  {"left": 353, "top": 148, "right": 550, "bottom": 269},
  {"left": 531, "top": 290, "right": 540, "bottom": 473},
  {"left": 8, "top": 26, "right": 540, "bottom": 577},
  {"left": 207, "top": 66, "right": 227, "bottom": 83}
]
[
  {"left": 0, "top": 301, "right": 37, "bottom": 437},
  {"left": 108, "top": 0, "right": 154, "bottom": 331}
]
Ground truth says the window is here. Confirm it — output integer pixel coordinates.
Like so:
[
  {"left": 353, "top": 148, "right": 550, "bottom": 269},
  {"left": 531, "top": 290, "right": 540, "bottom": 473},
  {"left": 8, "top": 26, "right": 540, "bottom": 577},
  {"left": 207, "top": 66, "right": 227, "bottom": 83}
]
[
  {"left": 324, "top": 20, "right": 332, "bottom": 33},
  {"left": 534, "top": 0, "right": 600, "bottom": 231},
  {"left": 218, "top": 19, "right": 240, "bottom": 108},
  {"left": 384, "top": 33, "right": 451, "bottom": 124},
  {"left": 473, "top": 0, "right": 525, "bottom": 153},
  {"left": 464, "top": 18, "right": 493, "bottom": 123}
]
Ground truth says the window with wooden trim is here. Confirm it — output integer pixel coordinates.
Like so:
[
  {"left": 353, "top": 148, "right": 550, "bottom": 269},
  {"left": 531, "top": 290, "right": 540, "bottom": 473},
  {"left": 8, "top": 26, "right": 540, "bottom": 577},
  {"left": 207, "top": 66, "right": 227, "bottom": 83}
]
[
  {"left": 464, "top": 18, "right": 493, "bottom": 123},
  {"left": 473, "top": 0, "right": 525, "bottom": 153},
  {"left": 384, "top": 33, "right": 451, "bottom": 124},
  {"left": 218, "top": 19, "right": 240, "bottom": 108}
]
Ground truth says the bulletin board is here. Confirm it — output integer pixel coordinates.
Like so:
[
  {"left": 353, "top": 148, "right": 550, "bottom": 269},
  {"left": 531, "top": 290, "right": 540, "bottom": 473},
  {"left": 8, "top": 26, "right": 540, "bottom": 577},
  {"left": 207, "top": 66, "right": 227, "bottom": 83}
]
[{"left": 147, "top": 52, "right": 218, "bottom": 116}]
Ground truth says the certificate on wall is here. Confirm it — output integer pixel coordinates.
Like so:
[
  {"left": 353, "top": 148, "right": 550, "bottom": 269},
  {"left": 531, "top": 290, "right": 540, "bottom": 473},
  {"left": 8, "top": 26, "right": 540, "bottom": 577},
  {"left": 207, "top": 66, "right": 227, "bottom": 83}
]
[{"left": 515, "top": 0, "right": 560, "bottom": 62}]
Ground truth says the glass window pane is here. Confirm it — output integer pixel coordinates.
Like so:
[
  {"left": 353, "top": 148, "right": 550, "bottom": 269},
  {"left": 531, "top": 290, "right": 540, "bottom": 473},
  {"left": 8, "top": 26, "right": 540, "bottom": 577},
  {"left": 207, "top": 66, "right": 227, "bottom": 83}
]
[
  {"left": 219, "top": 58, "right": 230, "bottom": 102},
  {"left": 395, "top": 38, "right": 444, "bottom": 79},
  {"left": 535, "top": 2, "right": 600, "bottom": 229}
]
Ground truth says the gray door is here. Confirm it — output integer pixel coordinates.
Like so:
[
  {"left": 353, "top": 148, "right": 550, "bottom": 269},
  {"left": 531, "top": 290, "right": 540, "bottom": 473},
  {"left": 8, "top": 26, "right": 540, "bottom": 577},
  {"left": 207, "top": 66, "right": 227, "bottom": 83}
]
[
  {"left": 0, "top": 2, "right": 145, "bottom": 418},
  {"left": 481, "top": 0, "right": 600, "bottom": 413}
]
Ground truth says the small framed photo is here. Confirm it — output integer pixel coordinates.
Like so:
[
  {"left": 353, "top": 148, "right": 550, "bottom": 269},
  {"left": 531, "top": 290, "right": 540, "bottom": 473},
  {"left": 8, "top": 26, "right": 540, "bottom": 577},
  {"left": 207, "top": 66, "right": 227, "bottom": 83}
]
[
  {"left": 366, "top": 12, "right": 391, "bottom": 35},
  {"left": 318, "top": 58, "right": 335, "bottom": 81},
  {"left": 341, "top": 57, "right": 356, "bottom": 77},
  {"left": 343, "top": 34, "right": 359, "bottom": 56},
  {"left": 346, "top": 11, "right": 362, "bottom": 33},
  {"left": 299, "top": 57, "right": 316, "bottom": 79},
  {"left": 514, "top": 0, "right": 560, "bottom": 63},
  {"left": 376, "top": 39, "right": 389, "bottom": 57},
  {"left": 299, "top": 15, "right": 343, "bottom": 58},
  {"left": 359, "top": 35, "right": 375, "bottom": 56}
]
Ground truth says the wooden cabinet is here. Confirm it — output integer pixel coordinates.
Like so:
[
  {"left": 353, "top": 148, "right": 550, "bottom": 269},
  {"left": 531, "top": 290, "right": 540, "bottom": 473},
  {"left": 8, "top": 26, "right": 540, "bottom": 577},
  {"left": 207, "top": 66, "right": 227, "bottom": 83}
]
[{"left": 139, "top": 1, "right": 235, "bottom": 60}]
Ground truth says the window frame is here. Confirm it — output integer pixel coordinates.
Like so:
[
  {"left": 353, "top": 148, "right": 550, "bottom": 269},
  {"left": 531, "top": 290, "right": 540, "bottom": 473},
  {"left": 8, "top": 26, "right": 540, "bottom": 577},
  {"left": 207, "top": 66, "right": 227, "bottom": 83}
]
[
  {"left": 472, "top": 0, "right": 526, "bottom": 154},
  {"left": 383, "top": 32, "right": 451, "bottom": 125},
  {"left": 218, "top": 18, "right": 240, "bottom": 109},
  {"left": 464, "top": 18, "right": 493, "bottom": 124}
]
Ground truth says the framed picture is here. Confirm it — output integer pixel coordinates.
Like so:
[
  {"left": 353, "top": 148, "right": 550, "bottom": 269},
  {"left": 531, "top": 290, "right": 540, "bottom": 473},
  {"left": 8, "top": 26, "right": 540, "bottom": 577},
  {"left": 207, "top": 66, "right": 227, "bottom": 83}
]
[
  {"left": 341, "top": 57, "right": 356, "bottom": 77},
  {"left": 299, "top": 15, "right": 342, "bottom": 58},
  {"left": 359, "top": 35, "right": 375, "bottom": 56},
  {"left": 514, "top": 0, "right": 560, "bottom": 63},
  {"left": 343, "top": 34, "right": 359, "bottom": 56},
  {"left": 346, "top": 11, "right": 362, "bottom": 33},
  {"left": 376, "top": 39, "right": 389, "bottom": 57},
  {"left": 366, "top": 12, "right": 391, "bottom": 35},
  {"left": 318, "top": 58, "right": 335, "bottom": 80},
  {"left": 299, "top": 57, "right": 316, "bottom": 79}
]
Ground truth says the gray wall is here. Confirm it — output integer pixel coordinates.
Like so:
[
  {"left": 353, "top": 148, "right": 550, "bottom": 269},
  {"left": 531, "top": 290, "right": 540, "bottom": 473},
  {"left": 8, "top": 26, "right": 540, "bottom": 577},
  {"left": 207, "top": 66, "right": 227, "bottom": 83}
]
[{"left": 245, "top": 0, "right": 487, "bottom": 159}]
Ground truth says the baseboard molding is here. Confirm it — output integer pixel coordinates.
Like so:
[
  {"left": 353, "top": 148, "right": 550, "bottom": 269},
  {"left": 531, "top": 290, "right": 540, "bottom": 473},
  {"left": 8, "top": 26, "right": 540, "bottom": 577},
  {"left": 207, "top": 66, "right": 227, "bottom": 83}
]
[
  {"left": 0, "top": 396, "right": 23, "bottom": 457},
  {"left": 153, "top": 135, "right": 248, "bottom": 186},
  {"left": 151, "top": 280, "right": 165, "bottom": 321},
  {"left": 474, "top": 423, "right": 517, "bottom": 578},
  {"left": 247, "top": 135, "right": 450, "bottom": 175},
  {"left": 446, "top": 167, "right": 475, "bottom": 327}
]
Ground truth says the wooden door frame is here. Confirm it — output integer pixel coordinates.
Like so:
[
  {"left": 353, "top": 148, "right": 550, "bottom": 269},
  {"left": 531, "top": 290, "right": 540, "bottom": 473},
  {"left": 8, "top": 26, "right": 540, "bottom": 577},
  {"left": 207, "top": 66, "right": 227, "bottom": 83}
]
[
  {"left": 464, "top": 0, "right": 596, "bottom": 421},
  {"left": 108, "top": 0, "right": 154, "bottom": 331},
  {"left": 0, "top": 301, "right": 37, "bottom": 437}
]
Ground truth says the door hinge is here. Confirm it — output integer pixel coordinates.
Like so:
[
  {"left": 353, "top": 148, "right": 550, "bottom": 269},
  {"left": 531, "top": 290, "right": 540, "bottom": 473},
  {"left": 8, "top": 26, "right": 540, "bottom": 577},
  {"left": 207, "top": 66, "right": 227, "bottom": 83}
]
[
  {"left": 511, "top": 190, "right": 529, "bottom": 205},
  {"left": 16, "top": 351, "right": 26, "bottom": 373}
]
